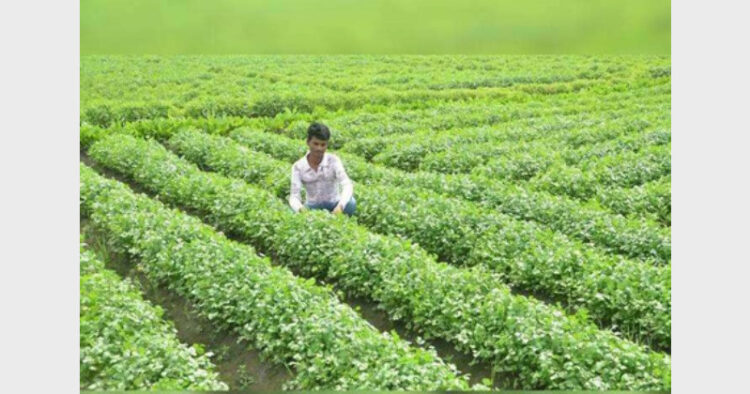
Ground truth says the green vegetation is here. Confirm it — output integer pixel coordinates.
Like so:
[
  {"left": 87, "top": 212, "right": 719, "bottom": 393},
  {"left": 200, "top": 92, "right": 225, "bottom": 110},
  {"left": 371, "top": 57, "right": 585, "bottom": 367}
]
[
  {"left": 225, "top": 127, "right": 672, "bottom": 263},
  {"left": 86, "top": 134, "right": 670, "bottom": 391},
  {"left": 80, "top": 55, "right": 670, "bottom": 127},
  {"left": 79, "top": 240, "right": 228, "bottom": 391},
  {"left": 80, "top": 164, "right": 474, "bottom": 390},
  {"left": 167, "top": 129, "right": 671, "bottom": 351},
  {"left": 80, "top": 54, "right": 671, "bottom": 390}
]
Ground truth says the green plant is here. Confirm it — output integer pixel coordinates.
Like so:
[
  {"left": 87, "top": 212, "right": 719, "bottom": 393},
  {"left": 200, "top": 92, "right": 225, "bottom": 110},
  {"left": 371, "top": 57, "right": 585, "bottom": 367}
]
[
  {"left": 235, "top": 365, "right": 256, "bottom": 389},
  {"left": 79, "top": 240, "right": 227, "bottom": 391},
  {"left": 80, "top": 163, "right": 472, "bottom": 391},
  {"left": 87, "top": 134, "right": 670, "bottom": 390},
  {"left": 168, "top": 129, "right": 671, "bottom": 351}
]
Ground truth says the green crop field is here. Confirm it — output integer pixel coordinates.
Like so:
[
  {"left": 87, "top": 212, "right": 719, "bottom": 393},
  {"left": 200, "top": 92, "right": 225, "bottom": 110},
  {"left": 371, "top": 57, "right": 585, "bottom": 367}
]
[{"left": 80, "top": 55, "right": 671, "bottom": 391}]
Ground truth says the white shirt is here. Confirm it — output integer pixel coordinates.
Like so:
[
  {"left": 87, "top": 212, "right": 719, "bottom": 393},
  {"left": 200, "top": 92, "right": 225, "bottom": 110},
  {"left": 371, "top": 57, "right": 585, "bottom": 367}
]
[{"left": 289, "top": 152, "right": 354, "bottom": 212}]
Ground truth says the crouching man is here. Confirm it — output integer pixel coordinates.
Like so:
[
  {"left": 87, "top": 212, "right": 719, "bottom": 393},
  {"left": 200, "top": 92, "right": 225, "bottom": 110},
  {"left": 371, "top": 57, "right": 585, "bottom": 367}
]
[{"left": 289, "top": 122, "right": 356, "bottom": 216}]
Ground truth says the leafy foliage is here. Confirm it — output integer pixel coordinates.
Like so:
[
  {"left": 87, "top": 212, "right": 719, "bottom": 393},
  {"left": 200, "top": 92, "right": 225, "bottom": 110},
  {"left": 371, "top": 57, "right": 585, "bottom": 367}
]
[
  {"left": 529, "top": 144, "right": 672, "bottom": 200},
  {"left": 79, "top": 55, "right": 672, "bottom": 391},
  {"left": 79, "top": 241, "right": 228, "bottom": 391},
  {"left": 170, "top": 129, "right": 671, "bottom": 351},
  {"left": 352, "top": 100, "right": 666, "bottom": 171},
  {"left": 227, "top": 127, "right": 671, "bottom": 263},
  {"left": 594, "top": 175, "right": 671, "bottom": 225},
  {"left": 87, "top": 134, "right": 670, "bottom": 391},
  {"left": 80, "top": 164, "right": 472, "bottom": 391},
  {"left": 80, "top": 56, "right": 670, "bottom": 128}
]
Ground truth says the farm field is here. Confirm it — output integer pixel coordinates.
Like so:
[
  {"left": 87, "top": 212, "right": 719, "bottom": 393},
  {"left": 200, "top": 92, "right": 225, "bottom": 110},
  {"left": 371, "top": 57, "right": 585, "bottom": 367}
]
[{"left": 80, "top": 55, "right": 671, "bottom": 391}]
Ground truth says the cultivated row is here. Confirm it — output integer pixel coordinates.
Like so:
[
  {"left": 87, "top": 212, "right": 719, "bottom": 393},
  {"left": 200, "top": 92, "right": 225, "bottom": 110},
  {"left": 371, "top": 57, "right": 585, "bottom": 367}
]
[
  {"left": 80, "top": 164, "right": 473, "bottom": 391},
  {"left": 82, "top": 55, "right": 669, "bottom": 126},
  {"left": 87, "top": 134, "right": 671, "bottom": 391},
  {"left": 340, "top": 97, "right": 668, "bottom": 162},
  {"left": 79, "top": 241, "right": 228, "bottom": 391},
  {"left": 227, "top": 128, "right": 671, "bottom": 263},
  {"left": 277, "top": 83, "right": 670, "bottom": 147},
  {"left": 527, "top": 143, "right": 671, "bottom": 200},
  {"left": 426, "top": 124, "right": 669, "bottom": 181},
  {"left": 593, "top": 175, "right": 671, "bottom": 225},
  {"left": 168, "top": 129, "right": 671, "bottom": 351}
]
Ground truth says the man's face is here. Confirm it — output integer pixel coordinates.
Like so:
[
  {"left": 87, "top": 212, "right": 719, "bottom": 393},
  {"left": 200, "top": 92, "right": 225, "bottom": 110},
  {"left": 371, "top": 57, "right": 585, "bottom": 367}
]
[{"left": 307, "top": 136, "right": 328, "bottom": 157}]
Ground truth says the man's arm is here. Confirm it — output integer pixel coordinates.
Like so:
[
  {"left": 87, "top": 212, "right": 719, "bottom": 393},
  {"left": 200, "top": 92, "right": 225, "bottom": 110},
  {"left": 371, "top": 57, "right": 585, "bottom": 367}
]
[
  {"left": 289, "top": 164, "right": 304, "bottom": 212},
  {"left": 333, "top": 156, "right": 353, "bottom": 211}
]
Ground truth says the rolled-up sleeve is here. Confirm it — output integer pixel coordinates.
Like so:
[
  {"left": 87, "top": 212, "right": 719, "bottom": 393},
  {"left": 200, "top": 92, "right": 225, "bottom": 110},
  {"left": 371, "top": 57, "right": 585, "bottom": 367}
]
[
  {"left": 334, "top": 156, "right": 354, "bottom": 207},
  {"left": 289, "top": 164, "right": 304, "bottom": 212}
]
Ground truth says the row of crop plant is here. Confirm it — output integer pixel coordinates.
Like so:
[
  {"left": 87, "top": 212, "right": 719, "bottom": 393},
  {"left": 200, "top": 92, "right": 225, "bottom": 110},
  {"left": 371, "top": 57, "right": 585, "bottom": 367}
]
[
  {"left": 372, "top": 112, "right": 669, "bottom": 179},
  {"left": 338, "top": 98, "right": 667, "bottom": 161},
  {"left": 221, "top": 127, "right": 671, "bottom": 264},
  {"left": 82, "top": 56, "right": 669, "bottom": 112},
  {"left": 82, "top": 79, "right": 596, "bottom": 128},
  {"left": 422, "top": 125, "right": 669, "bottom": 179},
  {"left": 275, "top": 83, "right": 670, "bottom": 146},
  {"left": 593, "top": 175, "right": 671, "bottom": 225},
  {"left": 79, "top": 75, "right": 667, "bottom": 153},
  {"left": 81, "top": 164, "right": 475, "bottom": 391},
  {"left": 85, "top": 134, "right": 670, "bottom": 391},
  {"left": 83, "top": 123, "right": 670, "bottom": 264},
  {"left": 165, "top": 129, "right": 671, "bottom": 352},
  {"left": 526, "top": 143, "right": 671, "bottom": 200},
  {"left": 79, "top": 240, "right": 228, "bottom": 391},
  {"left": 81, "top": 57, "right": 669, "bottom": 128}
]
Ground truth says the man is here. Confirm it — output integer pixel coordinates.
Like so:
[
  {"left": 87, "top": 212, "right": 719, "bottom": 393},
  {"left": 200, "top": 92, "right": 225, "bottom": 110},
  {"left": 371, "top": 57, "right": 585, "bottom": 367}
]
[{"left": 289, "top": 122, "right": 356, "bottom": 216}]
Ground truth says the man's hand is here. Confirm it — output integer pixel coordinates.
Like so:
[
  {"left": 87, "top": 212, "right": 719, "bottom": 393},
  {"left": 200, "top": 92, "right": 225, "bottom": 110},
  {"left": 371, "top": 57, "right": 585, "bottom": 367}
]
[{"left": 332, "top": 204, "right": 343, "bottom": 215}]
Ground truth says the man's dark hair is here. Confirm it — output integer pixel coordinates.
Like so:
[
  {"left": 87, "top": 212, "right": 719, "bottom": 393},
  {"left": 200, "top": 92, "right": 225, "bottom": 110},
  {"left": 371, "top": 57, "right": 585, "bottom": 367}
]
[{"left": 307, "top": 122, "right": 330, "bottom": 141}]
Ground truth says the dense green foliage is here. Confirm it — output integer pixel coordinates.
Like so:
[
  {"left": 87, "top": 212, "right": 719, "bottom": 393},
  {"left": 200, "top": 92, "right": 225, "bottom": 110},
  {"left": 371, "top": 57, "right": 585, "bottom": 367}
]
[
  {"left": 80, "top": 55, "right": 670, "bottom": 127},
  {"left": 80, "top": 165, "right": 473, "bottom": 391},
  {"left": 594, "top": 175, "right": 671, "bottom": 225},
  {"left": 87, "top": 134, "right": 670, "bottom": 391},
  {"left": 79, "top": 241, "right": 228, "bottom": 391},
  {"left": 528, "top": 144, "right": 672, "bottom": 200},
  {"left": 225, "top": 128, "right": 671, "bottom": 263},
  {"left": 168, "top": 129, "right": 671, "bottom": 351},
  {"left": 343, "top": 101, "right": 667, "bottom": 169},
  {"left": 80, "top": 55, "right": 671, "bottom": 390}
]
